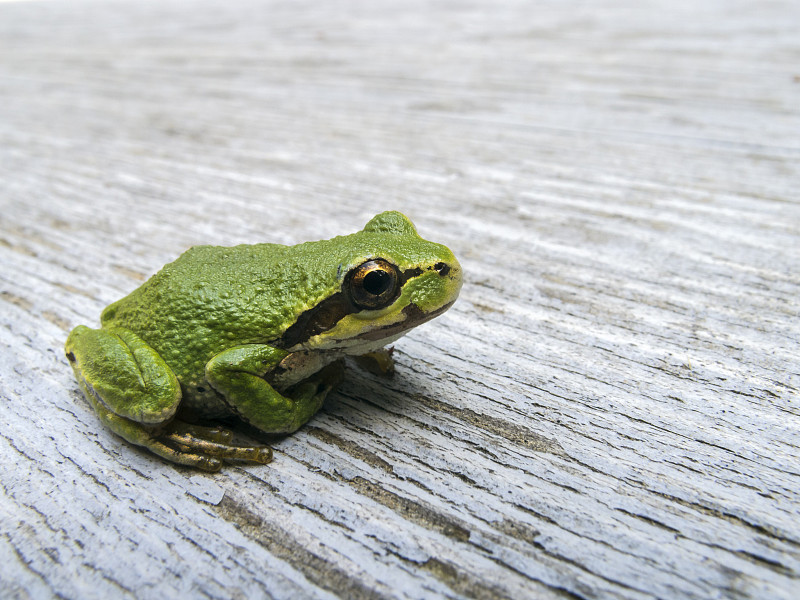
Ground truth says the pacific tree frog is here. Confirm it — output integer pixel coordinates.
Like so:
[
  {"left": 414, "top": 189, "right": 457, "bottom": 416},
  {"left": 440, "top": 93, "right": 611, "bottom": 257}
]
[{"left": 65, "top": 212, "right": 462, "bottom": 471}]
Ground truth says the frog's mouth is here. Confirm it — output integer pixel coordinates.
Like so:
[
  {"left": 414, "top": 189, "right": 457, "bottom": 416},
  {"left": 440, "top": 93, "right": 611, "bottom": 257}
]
[{"left": 350, "top": 299, "right": 456, "bottom": 343}]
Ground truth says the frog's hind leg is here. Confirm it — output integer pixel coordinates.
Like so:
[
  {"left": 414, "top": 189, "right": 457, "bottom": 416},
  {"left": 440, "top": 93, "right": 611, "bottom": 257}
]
[
  {"left": 66, "top": 325, "right": 273, "bottom": 471},
  {"left": 87, "top": 398, "right": 271, "bottom": 472}
]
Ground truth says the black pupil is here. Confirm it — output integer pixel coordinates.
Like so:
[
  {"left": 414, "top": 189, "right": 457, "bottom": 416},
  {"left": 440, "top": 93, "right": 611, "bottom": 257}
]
[{"left": 363, "top": 269, "right": 391, "bottom": 296}]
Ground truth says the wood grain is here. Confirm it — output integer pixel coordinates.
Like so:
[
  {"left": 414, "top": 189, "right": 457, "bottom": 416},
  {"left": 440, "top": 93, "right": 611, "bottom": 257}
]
[{"left": 1, "top": 0, "right": 798, "bottom": 598}]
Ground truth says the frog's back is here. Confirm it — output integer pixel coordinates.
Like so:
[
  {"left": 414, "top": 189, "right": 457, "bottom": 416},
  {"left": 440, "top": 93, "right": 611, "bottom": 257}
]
[{"left": 100, "top": 242, "right": 300, "bottom": 381}]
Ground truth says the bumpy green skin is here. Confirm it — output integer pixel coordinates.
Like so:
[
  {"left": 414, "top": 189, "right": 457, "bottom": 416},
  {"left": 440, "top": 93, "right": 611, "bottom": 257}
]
[{"left": 65, "top": 212, "right": 462, "bottom": 471}]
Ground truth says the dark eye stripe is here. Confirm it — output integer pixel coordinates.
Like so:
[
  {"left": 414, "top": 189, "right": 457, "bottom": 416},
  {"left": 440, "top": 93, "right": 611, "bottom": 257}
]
[
  {"left": 274, "top": 263, "right": 431, "bottom": 349},
  {"left": 274, "top": 291, "right": 350, "bottom": 349}
]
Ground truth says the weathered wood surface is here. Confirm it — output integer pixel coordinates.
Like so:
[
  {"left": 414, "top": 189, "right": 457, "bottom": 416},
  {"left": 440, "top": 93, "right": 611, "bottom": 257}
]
[{"left": 1, "top": 0, "right": 799, "bottom": 598}]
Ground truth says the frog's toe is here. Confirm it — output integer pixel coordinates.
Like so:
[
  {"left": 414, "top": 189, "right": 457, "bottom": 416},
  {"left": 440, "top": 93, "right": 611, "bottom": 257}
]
[
  {"left": 145, "top": 439, "right": 225, "bottom": 472},
  {"left": 157, "top": 425, "right": 273, "bottom": 466}
]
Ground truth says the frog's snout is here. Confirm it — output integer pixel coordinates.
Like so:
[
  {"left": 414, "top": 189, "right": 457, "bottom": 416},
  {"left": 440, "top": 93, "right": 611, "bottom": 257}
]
[
  {"left": 438, "top": 256, "right": 463, "bottom": 297},
  {"left": 406, "top": 256, "right": 462, "bottom": 315}
]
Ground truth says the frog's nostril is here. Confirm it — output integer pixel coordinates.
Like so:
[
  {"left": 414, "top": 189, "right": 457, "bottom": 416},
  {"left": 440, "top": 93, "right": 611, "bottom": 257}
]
[{"left": 433, "top": 262, "right": 450, "bottom": 277}]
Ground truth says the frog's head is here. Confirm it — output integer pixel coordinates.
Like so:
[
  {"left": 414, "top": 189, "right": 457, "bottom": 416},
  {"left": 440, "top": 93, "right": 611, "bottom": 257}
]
[{"left": 279, "top": 211, "right": 462, "bottom": 354}]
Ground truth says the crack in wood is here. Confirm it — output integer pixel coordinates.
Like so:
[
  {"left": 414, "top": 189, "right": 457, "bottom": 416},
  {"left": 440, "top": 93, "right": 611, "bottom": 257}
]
[
  {"left": 305, "top": 426, "right": 395, "bottom": 474},
  {"left": 409, "top": 393, "right": 567, "bottom": 456},
  {"left": 215, "top": 494, "right": 392, "bottom": 600},
  {"left": 418, "top": 557, "right": 515, "bottom": 600},
  {"left": 625, "top": 480, "right": 800, "bottom": 548},
  {"left": 348, "top": 476, "right": 471, "bottom": 543}
]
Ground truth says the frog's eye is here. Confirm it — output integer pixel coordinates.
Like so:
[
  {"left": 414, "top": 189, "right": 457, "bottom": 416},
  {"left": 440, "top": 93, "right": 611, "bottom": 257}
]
[{"left": 346, "top": 259, "right": 401, "bottom": 310}]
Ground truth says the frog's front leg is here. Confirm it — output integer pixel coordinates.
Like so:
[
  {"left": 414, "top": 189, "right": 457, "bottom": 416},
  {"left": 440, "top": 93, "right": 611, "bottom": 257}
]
[
  {"left": 65, "top": 326, "right": 272, "bottom": 471},
  {"left": 205, "top": 345, "right": 343, "bottom": 434}
]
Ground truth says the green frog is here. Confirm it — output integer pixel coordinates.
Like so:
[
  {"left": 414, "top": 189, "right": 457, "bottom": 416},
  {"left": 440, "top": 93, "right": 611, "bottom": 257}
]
[{"left": 65, "top": 211, "right": 462, "bottom": 471}]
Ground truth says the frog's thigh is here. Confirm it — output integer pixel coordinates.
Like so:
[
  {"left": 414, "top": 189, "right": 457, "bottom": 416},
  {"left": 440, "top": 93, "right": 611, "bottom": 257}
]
[
  {"left": 206, "top": 345, "right": 341, "bottom": 434},
  {"left": 65, "top": 325, "right": 181, "bottom": 424}
]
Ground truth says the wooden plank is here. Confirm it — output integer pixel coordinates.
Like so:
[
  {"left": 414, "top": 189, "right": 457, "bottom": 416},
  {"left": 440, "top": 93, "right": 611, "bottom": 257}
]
[{"left": 1, "top": 0, "right": 798, "bottom": 598}]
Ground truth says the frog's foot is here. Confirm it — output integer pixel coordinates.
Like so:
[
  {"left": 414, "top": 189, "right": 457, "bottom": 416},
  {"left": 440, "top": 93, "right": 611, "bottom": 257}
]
[
  {"left": 154, "top": 422, "right": 273, "bottom": 472},
  {"left": 353, "top": 347, "right": 395, "bottom": 377},
  {"left": 78, "top": 394, "right": 270, "bottom": 472}
]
